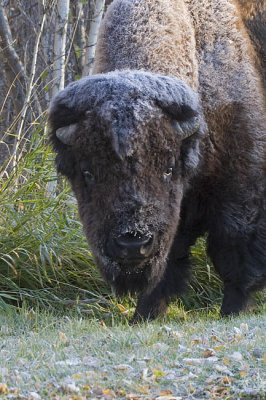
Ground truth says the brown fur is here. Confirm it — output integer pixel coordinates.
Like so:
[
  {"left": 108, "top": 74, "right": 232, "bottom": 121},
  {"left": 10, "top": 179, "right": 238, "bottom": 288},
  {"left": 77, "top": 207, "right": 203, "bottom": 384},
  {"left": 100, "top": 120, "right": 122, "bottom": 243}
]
[
  {"left": 95, "top": 0, "right": 266, "bottom": 176},
  {"left": 94, "top": 0, "right": 199, "bottom": 89},
  {"left": 236, "top": 0, "right": 266, "bottom": 86}
]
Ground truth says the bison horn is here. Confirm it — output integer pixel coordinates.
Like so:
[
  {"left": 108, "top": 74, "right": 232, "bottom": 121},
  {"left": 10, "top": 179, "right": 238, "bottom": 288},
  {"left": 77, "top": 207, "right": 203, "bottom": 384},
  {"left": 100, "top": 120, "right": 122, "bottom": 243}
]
[
  {"left": 55, "top": 123, "right": 78, "bottom": 145},
  {"left": 173, "top": 116, "right": 200, "bottom": 140}
]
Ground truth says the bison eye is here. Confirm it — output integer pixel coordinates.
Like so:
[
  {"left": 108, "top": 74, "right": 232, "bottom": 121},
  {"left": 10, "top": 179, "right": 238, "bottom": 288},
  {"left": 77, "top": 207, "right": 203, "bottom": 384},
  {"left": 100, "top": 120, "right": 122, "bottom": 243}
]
[
  {"left": 163, "top": 167, "right": 173, "bottom": 183},
  {"left": 82, "top": 170, "right": 95, "bottom": 185}
]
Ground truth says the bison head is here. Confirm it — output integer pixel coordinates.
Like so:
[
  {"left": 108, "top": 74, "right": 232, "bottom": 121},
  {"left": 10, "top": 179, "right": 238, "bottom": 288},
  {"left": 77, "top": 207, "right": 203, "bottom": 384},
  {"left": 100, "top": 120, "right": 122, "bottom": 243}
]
[{"left": 49, "top": 71, "right": 205, "bottom": 294}]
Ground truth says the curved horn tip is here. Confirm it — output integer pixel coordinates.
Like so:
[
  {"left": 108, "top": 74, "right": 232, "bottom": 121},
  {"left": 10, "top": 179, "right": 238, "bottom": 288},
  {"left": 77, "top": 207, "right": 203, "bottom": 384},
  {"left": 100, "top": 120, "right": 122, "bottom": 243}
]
[
  {"left": 55, "top": 123, "right": 78, "bottom": 145},
  {"left": 173, "top": 117, "right": 200, "bottom": 140}
]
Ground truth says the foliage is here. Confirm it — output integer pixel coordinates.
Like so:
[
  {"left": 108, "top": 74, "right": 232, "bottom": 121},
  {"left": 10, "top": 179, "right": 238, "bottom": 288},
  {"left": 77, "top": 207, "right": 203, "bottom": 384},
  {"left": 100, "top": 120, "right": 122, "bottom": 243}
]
[{"left": 0, "top": 124, "right": 110, "bottom": 313}]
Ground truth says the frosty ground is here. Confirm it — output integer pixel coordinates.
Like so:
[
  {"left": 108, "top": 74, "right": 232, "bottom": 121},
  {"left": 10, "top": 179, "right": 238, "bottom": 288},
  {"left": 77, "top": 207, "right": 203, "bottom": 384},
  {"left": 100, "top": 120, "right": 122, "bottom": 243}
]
[{"left": 0, "top": 306, "right": 265, "bottom": 400}]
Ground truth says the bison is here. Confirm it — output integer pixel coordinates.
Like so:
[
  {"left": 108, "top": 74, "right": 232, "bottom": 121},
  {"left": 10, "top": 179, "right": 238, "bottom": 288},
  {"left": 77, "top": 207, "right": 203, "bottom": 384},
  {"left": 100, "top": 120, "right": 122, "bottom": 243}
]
[{"left": 49, "top": 0, "right": 266, "bottom": 321}]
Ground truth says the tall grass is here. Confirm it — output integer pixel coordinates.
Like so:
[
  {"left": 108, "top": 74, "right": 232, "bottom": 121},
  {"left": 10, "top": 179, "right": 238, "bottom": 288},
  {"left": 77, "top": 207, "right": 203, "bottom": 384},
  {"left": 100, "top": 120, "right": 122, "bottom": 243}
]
[
  {"left": 0, "top": 123, "right": 110, "bottom": 313},
  {"left": 0, "top": 122, "right": 225, "bottom": 316}
]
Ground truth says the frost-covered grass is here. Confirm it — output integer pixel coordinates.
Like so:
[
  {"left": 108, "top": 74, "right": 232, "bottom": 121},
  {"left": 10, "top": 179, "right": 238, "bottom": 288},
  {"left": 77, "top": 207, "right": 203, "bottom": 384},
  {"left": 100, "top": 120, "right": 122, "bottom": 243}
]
[{"left": 0, "top": 306, "right": 265, "bottom": 399}]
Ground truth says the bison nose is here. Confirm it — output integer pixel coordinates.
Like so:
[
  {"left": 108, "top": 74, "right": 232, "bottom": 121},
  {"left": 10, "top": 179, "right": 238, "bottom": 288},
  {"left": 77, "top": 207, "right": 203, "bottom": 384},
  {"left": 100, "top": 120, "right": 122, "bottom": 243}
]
[{"left": 110, "top": 232, "right": 154, "bottom": 263}]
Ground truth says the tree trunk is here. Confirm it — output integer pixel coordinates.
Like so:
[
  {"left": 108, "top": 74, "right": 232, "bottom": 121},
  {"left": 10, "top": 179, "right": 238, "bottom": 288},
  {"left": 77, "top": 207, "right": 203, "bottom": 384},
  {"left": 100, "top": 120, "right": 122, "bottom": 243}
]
[
  {"left": 51, "top": 0, "right": 70, "bottom": 97},
  {"left": 12, "top": 2, "right": 47, "bottom": 168},
  {"left": 83, "top": 0, "right": 105, "bottom": 76}
]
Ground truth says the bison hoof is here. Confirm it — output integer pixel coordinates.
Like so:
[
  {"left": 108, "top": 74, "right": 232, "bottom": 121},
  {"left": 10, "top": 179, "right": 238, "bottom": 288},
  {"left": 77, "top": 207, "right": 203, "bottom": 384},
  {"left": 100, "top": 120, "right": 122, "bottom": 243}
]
[{"left": 131, "top": 297, "right": 168, "bottom": 324}]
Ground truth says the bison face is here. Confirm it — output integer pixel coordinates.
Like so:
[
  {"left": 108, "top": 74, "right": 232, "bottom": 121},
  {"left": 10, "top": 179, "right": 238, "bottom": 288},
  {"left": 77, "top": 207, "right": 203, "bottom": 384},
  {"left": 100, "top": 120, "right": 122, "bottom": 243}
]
[{"left": 49, "top": 71, "right": 205, "bottom": 294}]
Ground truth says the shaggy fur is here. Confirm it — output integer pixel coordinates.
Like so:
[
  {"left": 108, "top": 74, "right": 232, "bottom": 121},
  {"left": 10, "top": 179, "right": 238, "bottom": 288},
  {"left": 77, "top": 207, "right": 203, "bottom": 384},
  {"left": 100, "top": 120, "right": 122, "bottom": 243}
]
[
  {"left": 237, "top": 0, "right": 266, "bottom": 87},
  {"left": 49, "top": 0, "right": 266, "bottom": 321}
]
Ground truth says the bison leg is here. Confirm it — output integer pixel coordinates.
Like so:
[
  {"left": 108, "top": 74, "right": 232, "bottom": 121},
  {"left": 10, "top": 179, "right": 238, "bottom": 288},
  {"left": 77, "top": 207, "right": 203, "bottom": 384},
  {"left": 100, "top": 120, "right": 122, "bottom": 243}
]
[
  {"left": 220, "top": 284, "right": 250, "bottom": 316},
  {"left": 208, "top": 230, "right": 266, "bottom": 316}
]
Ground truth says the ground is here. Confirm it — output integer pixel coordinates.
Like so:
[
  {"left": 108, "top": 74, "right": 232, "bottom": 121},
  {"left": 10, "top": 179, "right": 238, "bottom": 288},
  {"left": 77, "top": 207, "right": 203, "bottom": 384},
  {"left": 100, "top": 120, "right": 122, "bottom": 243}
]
[{"left": 0, "top": 306, "right": 265, "bottom": 400}]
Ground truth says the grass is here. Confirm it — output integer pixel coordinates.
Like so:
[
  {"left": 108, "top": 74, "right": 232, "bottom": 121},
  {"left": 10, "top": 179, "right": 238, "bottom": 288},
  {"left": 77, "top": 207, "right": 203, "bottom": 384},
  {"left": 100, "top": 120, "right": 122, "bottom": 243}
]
[
  {"left": 0, "top": 306, "right": 265, "bottom": 399},
  {"left": 0, "top": 125, "right": 111, "bottom": 313}
]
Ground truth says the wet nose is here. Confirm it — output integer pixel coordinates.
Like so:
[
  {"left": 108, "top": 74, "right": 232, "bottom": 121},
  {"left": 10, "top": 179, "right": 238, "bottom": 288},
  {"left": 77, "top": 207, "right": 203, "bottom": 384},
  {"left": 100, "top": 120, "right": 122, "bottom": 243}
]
[{"left": 112, "top": 232, "right": 154, "bottom": 262}]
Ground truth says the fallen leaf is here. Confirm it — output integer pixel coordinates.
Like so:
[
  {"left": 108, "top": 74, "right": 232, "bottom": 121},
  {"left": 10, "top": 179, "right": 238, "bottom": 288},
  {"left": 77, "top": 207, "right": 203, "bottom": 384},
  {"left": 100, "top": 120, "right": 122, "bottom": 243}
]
[
  {"left": 152, "top": 369, "right": 166, "bottom": 382},
  {"left": 191, "top": 339, "right": 201, "bottom": 346},
  {"left": 215, "top": 364, "right": 231, "bottom": 373},
  {"left": 183, "top": 358, "right": 202, "bottom": 366},
  {"left": 29, "top": 392, "right": 41, "bottom": 400},
  {"left": 62, "top": 383, "right": 80, "bottom": 393},
  {"left": 228, "top": 352, "right": 243, "bottom": 362},
  {"left": 126, "top": 394, "right": 142, "bottom": 400},
  {"left": 159, "top": 390, "right": 173, "bottom": 396},
  {"left": 113, "top": 364, "right": 133, "bottom": 371},
  {"left": 59, "top": 331, "right": 68, "bottom": 344},
  {"left": 117, "top": 304, "right": 127, "bottom": 313},
  {"left": 117, "top": 389, "right": 127, "bottom": 396},
  {"left": 100, "top": 320, "right": 107, "bottom": 329},
  {"left": 222, "top": 358, "right": 230, "bottom": 365},
  {"left": 202, "top": 348, "right": 216, "bottom": 358},
  {"left": 72, "top": 373, "right": 82, "bottom": 379},
  {"left": 156, "top": 397, "right": 182, "bottom": 400},
  {"left": 153, "top": 369, "right": 166, "bottom": 377},
  {"left": 103, "top": 389, "right": 116, "bottom": 397},
  {"left": 136, "top": 385, "right": 150, "bottom": 394},
  {"left": 0, "top": 383, "right": 8, "bottom": 394},
  {"left": 211, "top": 335, "right": 222, "bottom": 343},
  {"left": 213, "top": 345, "right": 227, "bottom": 351},
  {"left": 188, "top": 383, "right": 196, "bottom": 393},
  {"left": 221, "top": 376, "right": 234, "bottom": 384}
]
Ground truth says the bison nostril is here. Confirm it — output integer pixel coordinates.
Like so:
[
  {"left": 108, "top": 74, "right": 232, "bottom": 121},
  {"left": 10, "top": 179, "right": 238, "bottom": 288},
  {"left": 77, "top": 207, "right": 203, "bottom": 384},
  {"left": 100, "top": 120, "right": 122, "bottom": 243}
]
[
  {"left": 112, "top": 232, "right": 154, "bottom": 261},
  {"left": 140, "top": 246, "right": 147, "bottom": 255}
]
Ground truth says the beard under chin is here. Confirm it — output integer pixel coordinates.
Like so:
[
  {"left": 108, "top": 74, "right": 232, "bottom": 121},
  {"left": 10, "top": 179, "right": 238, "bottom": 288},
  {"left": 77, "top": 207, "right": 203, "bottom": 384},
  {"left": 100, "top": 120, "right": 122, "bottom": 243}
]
[{"left": 111, "top": 264, "right": 151, "bottom": 295}]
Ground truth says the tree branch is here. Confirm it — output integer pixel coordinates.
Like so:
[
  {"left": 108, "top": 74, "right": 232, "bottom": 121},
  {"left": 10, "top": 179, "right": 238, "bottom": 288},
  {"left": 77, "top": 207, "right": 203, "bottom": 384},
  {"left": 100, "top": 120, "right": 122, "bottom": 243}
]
[{"left": 0, "top": 5, "right": 26, "bottom": 114}]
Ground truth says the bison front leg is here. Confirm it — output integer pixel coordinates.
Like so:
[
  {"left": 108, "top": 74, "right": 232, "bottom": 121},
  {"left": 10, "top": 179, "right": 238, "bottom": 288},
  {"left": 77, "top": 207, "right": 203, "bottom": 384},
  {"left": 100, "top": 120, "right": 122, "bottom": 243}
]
[
  {"left": 220, "top": 283, "right": 250, "bottom": 316},
  {"left": 207, "top": 230, "right": 266, "bottom": 316},
  {"left": 132, "top": 292, "right": 169, "bottom": 323},
  {"left": 132, "top": 238, "right": 193, "bottom": 322}
]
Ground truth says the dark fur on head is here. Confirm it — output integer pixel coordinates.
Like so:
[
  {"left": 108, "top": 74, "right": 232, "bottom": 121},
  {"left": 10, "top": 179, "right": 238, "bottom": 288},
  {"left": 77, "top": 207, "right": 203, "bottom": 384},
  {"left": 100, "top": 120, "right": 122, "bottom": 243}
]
[{"left": 49, "top": 71, "right": 204, "bottom": 294}]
